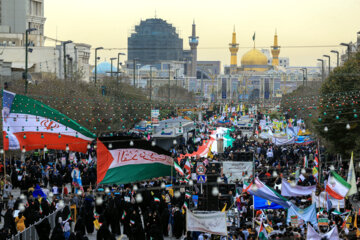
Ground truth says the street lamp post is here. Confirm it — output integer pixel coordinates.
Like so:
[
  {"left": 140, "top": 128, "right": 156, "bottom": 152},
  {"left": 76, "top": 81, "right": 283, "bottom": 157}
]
[
  {"left": 168, "top": 64, "right": 171, "bottom": 104},
  {"left": 323, "top": 55, "right": 331, "bottom": 76},
  {"left": 330, "top": 50, "right": 339, "bottom": 67},
  {"left": 117, "top": 53, "right": 125, "bottom": 83},
  {"left": 340, "top": 43, "right": 351, "bottom": 61},
  {"left": 94, "top": 47, "right": 104, "bottom": 84},
  {"left": 133, "top": 59, "right": 138, "bottom": 87},
  {"left": 300, "top": 68, "right": 305, "bottom": 87},
  {"left": 150, "top": 66, "right": 155, "bottom": 104},
  {"left": 317, "top": 59, "right": 324, "bottom": 82},
  {"left": 110, "top": 58, "right": 116, "bottom": 78},
  {"left": 62, "top": 40, "right": 73, "bottom": 81},
  {"left": 24, "top": 28, "right": 37, "bottom": 95}
]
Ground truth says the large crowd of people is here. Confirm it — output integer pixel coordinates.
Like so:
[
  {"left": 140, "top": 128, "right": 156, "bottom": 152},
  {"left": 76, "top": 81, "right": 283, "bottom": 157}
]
[{"left": 0, "top": 110, "right": 358, "bottom": 240}]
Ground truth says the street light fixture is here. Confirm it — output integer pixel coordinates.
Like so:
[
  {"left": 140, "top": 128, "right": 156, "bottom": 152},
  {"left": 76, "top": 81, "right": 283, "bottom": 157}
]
[
  {"left": 110, "top": 57, "right": 116, "bottom": 78},
  {"left": 317, "top": 59, "right": 324, "bottom": 82},
  {"left": 117, "top": 53, "right": 126, "bottom": 83},
  {"left": 94, "top": 47, "right": 104, "bottom": 84},
  {"left": 62, "top": 40, "right": 73, "bottom": 81},
  {"left": 330, "top": 50, "right": 339, "bottom": 67},
  {"left": 323, "top": 55, "right": 331, "bottom": 76},
  {"left": 340, "top": 43, "right": 351, "bottom": 60},
  {"left": 24, "top": 28, "right": 37, "bottom": 95}
]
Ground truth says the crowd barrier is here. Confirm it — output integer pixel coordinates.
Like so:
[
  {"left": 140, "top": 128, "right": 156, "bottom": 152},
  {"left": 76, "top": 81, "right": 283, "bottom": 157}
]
[{"left": 11, "top": 208, "right": 60, "bottom": 240}]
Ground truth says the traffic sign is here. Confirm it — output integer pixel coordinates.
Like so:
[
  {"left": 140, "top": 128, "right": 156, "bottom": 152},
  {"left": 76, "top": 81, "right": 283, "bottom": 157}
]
[
  {"left": 196, "top": 165, "right": 206, "bottom": 175},
  {"left": 197, "top": 175, "right": 206, "bottom": 183}
]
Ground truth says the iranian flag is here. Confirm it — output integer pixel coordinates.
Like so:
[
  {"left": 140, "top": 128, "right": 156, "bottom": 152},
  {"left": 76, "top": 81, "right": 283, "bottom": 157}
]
[
  {"left": 326, "top": 171, "right": 351, "bottom": 200},
  {"left": 97, "top": 136, "right": 175, "bottom": 184},
  {"left": 2, "top": 90, "right": 95, "bottom": 153}
]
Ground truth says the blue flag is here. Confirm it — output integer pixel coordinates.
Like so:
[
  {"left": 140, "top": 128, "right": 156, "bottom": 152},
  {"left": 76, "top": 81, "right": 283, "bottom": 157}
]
[
  {"left": 33, "top": 184, "right": 46, "bottom": 198},
  {"left": 254, "top": 195, "right": 284, "bottom": 209}
]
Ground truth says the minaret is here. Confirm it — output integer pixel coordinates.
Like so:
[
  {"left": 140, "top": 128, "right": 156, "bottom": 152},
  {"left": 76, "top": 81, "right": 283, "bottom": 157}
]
[
  {"left": 271, "top": 29, "right": 280, "bottom": 66},
  {"left": 189, "top": 20, "right": 199, "bottom": 77},
  {"left": 229, "top": 26, "right": 239, "bottom": 73}
]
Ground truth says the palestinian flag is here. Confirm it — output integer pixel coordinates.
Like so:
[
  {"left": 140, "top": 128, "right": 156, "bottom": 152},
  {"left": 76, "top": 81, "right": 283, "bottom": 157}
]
[
  {"left": 174, "top": 161, "right": 185, "bottom": 176},
  {"left": 97, "top": 136, "right": 175, "bottom": 184},
  {"left": 326, "top": 171, "right": 351, "bottom": 200},
  {"left": 154, "top": 197, "right": 160, "bottom": 202},
  {"left": 94, "top": 211, "right": 99, "bottom": 219},
  {"left": 130, "top": 220, "right": 135, "bottom": 225},
  {"left": 2, "top": 90, "right": 95, "bottom": 153},
  {"left": 185, "top": 192, "right": 191, "bottom": 199},
  {"left": 183, "top": 201, "right": 188, "bottom": 209},
  {"left": 121, "top": 211, "right": 126, "bottom": 220},
  {"left": 244, "top": 178, "right": 291, "bottom": 208},
  {"left": 257, "top": 221, "right": 268, "bottom": 240}
]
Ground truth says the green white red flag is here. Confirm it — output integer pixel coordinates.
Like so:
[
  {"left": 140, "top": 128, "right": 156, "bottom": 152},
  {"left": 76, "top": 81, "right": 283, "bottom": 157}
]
[
  {"left": 97, "top": 136, "right": 175, "bottom": 184},
  {"left": 2, "top": 90, "right": 95, "bottom": 153},
  {"left": 326, "top": 171, "right": 351, "bottom": 200}
]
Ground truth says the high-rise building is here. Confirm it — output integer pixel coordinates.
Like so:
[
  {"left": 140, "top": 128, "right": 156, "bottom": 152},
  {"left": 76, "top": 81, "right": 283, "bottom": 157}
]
[
  {"left": 271, "top": 30, "right": 280, "bottom": 66},
  {"left": 188, "top": 20, "right": 199, "bottom": 77},
  {"left": 229, "top": 26, "right": 239, "bottom": 73},
  {"left": 0, "top": 0, "right": 46, "bottom": 46},
  {"left": 127, "top": 18, "right": 183, "bottom": 65}
]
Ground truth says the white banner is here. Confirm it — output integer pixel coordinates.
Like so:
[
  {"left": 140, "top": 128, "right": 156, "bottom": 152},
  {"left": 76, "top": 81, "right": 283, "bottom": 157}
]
[
  {"left": 273, "top": 136, "right": 296, "bottom": 146},
  {"left": 281, "top": 179, "right": 317, "bottom": 197},
  {"left": 306, "top": 224, "right": 339, "bottom": 240},
  {"left": 186, "top": 211, "right": 227, "bottom": 236},
  {"left": 311, "top": 191, "right": 345, "bottom": 209},
  {"left": 222, "top": 162, "right": 253, "bottom": 183}
]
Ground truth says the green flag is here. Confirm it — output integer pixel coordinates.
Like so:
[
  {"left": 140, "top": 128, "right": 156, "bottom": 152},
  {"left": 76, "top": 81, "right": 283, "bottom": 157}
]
[{"left": 252, "top": 32, "right": 256, "bottom": 41}]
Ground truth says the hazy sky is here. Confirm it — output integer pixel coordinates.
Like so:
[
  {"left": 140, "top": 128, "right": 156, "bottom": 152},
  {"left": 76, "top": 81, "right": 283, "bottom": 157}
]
[{"left": 44, "top": 0, "right": 360, "bottom": 68}]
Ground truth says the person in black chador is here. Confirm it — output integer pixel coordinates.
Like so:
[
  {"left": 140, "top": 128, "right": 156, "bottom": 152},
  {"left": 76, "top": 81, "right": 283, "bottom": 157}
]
[
  {"left": 96, "top": 215, "right": 116, "bottom": 240},
  {"left": 128, "top": 209, "right": 145, "bottom": 240},
  {"left": 161, "top": 206, "right": 170, "bottom": 237},
  {"left": 173, "top": 206, "right": 184, "bottom": 239}
]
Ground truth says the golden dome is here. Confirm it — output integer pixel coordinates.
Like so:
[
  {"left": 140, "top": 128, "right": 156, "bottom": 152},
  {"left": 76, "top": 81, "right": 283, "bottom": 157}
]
[{"left": 241, "top": 48, "right": 268, "bottom": 71}]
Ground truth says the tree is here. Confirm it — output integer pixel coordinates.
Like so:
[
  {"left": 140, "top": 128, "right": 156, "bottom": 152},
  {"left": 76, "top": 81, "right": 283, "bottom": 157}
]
[{"left": 315, "top": 50, "right": 360, "bottom": 154}]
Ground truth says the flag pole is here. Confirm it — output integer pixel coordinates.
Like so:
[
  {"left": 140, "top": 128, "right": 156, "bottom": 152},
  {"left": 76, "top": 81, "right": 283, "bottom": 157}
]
[
  {"left": 252, "top": 151, "right": 255, "bottom": 229},
  {"left": 3, "top": 149, "right": 5, "bottom": 184}
]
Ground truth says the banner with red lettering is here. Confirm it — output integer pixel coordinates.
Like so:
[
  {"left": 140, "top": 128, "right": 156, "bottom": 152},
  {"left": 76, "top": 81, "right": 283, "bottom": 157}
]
[{"left": 97, "top": 136, "right": 175, "bottom": 184}]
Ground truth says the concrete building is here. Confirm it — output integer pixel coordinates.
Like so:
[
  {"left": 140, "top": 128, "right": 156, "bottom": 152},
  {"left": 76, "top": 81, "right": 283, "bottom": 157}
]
[
  {"left": 0, "top": 42, "right": 92, "bottom": 82},
  {"left": 0, "top": 0, "right": 46, "bottom": 46}
]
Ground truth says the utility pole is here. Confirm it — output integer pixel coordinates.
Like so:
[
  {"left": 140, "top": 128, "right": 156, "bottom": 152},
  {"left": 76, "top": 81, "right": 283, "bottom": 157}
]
[
  {"left": 317, "top": 59, "right": 324, "bottom": 82},
  {"left": 331, "top": 50, "right": 339, "bottom": 67},
  {"left": 168, "top": 64, "right": 171, "bottom": 104},
  {"left": 110, "top": 58, "right": 116, "bottom": 79},
  {"left": 150, "top": 66, "right": 153, "bottom": 103},
  {"left": 24, "top": 28, "right": 37, "bottom": 95},
  {"left": 133, "top": 59, "right": 136, "bottom": 87},
  {"left": 94, "top": 47, "right": 103, "bottom": 84},
  {"left": 63, "top": 40, "right": 72, "bottom": 80},
  {"left": 117, "top": 53, "right": 125, "bottom": 84}
]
